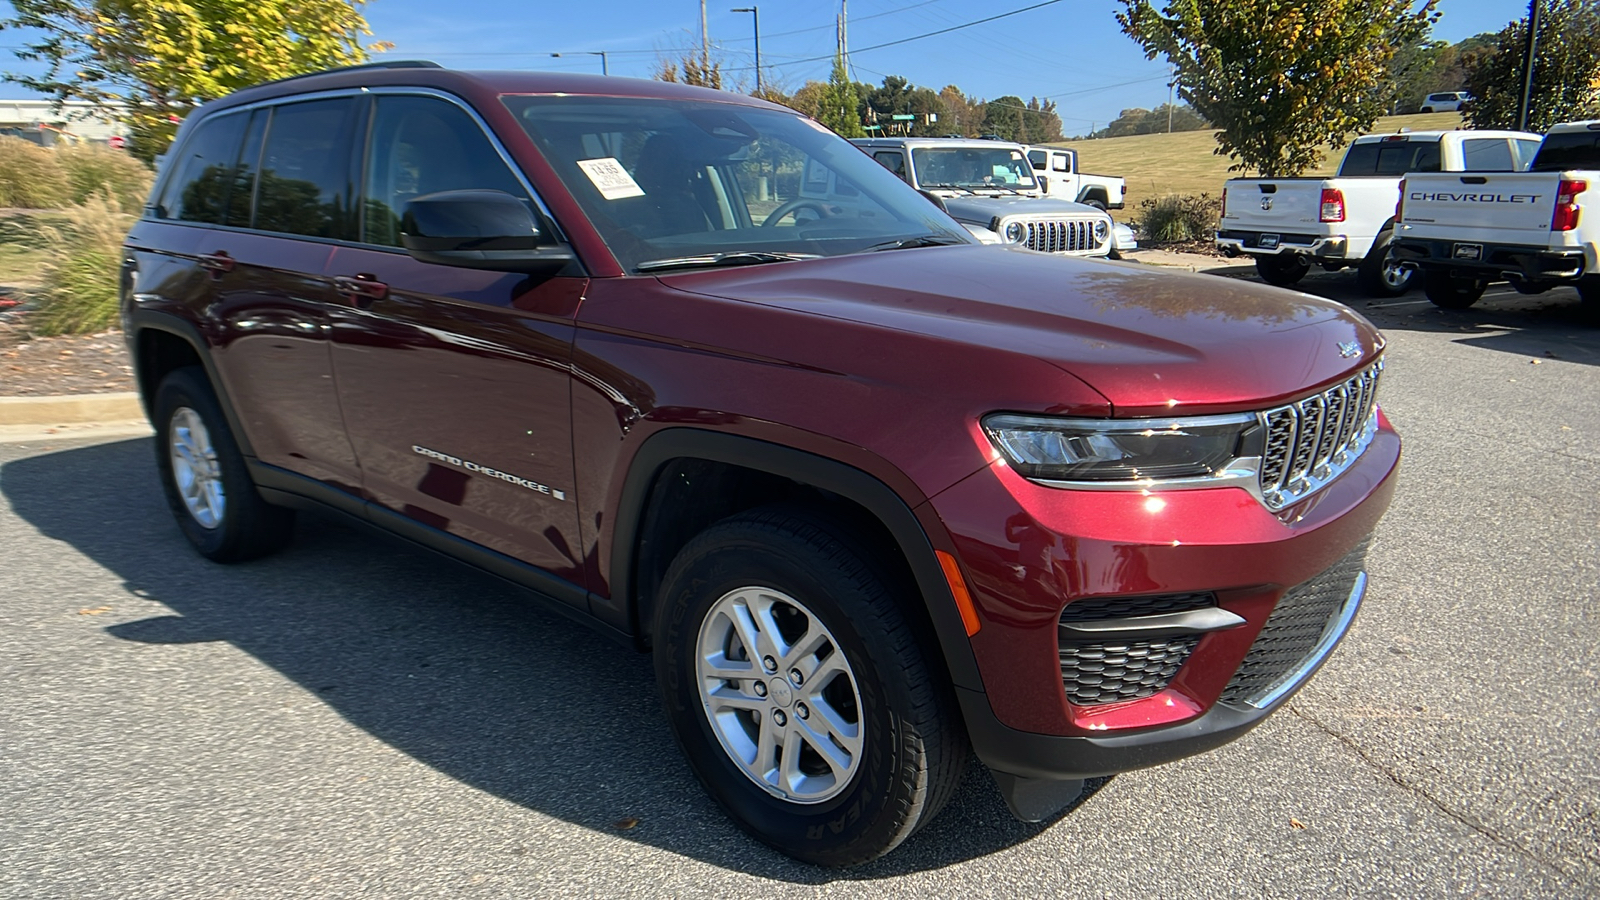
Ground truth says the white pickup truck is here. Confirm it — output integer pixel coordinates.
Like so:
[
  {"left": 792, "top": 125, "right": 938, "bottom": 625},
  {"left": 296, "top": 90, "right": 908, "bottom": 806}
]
[
  {"left": 1217, "top": 129, "right": 1541, "bottom": 296},
  {"left": 1022, "top": 145, "right": 1127, "bottom": 210},
  {"left": 1390, "top": 120, "right": 1600, "bottom": 310}
]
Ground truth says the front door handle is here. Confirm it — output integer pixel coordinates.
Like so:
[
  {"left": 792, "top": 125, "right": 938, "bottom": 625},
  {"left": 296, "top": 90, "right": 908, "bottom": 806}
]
[
  {"left": 198, "top": 252, "right": 234, "bottom": 275},
  {"left": 333, "top": 274, "right": 389, "bottom": 307}
]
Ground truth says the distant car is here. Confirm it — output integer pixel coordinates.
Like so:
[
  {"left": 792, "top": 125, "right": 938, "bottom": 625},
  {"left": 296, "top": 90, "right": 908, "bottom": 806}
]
[{"left": 1420, "top": 92, "right": 1471, "bottom": 113}]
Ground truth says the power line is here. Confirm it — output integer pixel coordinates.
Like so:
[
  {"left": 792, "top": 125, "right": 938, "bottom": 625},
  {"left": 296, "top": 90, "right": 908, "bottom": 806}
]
[{"left": 745, "top": 0, "right": 1067, "bottom": 69}]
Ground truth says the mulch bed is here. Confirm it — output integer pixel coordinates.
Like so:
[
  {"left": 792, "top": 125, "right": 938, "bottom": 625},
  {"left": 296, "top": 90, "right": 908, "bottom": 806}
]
[{"left": 0, "top": 320, "right": 137, "bottom": 397}]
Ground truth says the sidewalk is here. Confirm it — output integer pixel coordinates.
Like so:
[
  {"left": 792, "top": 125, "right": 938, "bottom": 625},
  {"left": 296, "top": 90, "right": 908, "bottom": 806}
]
[{"left": 0, "top": 392, "right": 150, "bottom": 443}]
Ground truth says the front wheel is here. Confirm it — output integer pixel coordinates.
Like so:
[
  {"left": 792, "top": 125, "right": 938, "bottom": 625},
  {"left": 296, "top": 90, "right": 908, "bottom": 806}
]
[
  {"left": 153, "top": 366, "right": 294, "bottom": 562},
  {"left": 1422, "top": 269, "right": 1488, "bottom": 309},
  {"left": 653, "top": 507, "right": 967, "bottom": 866},
  {"left": 1255, "top": 253, "right": 1310, "bottom": 287},
  {"left": 1356, "top": 229, "right": 1415, "bottom": 297}
]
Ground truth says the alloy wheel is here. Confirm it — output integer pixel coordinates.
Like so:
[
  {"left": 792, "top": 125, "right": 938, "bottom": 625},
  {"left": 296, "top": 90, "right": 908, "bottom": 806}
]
[{"left": 168, "top": 406, "right": 225, "bottom": 529}]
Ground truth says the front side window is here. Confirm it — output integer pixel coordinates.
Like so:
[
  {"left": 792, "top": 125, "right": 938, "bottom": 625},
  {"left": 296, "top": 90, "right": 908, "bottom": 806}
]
[
  {"left": 254, "top": 98, "right": 358, "bottom": 239},
  {"left": 909, "top": 146, "right": 1036, "bottom": 190},
  {"left": 502, "top": 96, "right": 969, "bottom": 272},
  {"left": 1462, "top": 138, "right": 1515, "bottom": 172},
  {"left": 157, "top": 112, "right": 248, "bottom": 223},
  {"left": 362, "top": 95, "right": 529, "bottom": 247},
  {"left": 1026, "top": 149, "right": 1046, "bottom": 170}
]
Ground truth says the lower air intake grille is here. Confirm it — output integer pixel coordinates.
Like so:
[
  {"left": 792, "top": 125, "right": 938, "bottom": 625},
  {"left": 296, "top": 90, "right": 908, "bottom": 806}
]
[
  {"left": 1058, "top": 592, "right": 1215, "bottom": 705},
  {"left": 1218, "top": 537, "right": 1371, "bottom": 706}
]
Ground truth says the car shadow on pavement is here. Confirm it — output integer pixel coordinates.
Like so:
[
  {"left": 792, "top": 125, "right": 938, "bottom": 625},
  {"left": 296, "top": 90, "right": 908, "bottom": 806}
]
[{"left": 2, "top": 437, "right": 1103, "bottom": 881}]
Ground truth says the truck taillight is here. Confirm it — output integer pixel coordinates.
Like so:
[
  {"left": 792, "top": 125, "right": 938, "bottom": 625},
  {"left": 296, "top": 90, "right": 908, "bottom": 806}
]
[
  {"left": 1396, "top": 178, "right": 1406, "bottom": 222},
  {"left": 1220, "top": 187, "right": 1228, "bottom": 218},
  {"left": 1319, "top": 188, "right": 1345, "bottom": 223},
  {"left": 1553, "top": 179, "right": 1586, "bottom": 232}
]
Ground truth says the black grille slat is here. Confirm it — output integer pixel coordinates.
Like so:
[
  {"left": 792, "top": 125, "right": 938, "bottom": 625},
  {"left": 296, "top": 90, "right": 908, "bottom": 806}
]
[
  {"left": 1060, "top": 638, "right": 1199, "bottom": 705},
  {"left": 1218, "top": 538, "right": 1370, "bottom": 706},
  {"left": 1059, "top": 592, "right": 1215, "bottom": 622},
  {"left": 1017, "top": 217, "right": 1098, "bottom": 253}
]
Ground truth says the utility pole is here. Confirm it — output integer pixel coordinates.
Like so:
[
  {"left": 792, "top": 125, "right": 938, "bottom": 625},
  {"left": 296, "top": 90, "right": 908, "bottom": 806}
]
[
  {"left": 841, "top": 0, "right": 849, "bottom": 74},
  {"left": 1167, "top": 65, "right": 1176, "bottom": 133},
  {"left": 701, "top": 0, "right": 710, "bottom": 73},
  {"left": 1517, "top": 0, "right": 1540, "bottom": 131},
  {"left": 732, "top": 7, "right": 761, "bottom": 94}
]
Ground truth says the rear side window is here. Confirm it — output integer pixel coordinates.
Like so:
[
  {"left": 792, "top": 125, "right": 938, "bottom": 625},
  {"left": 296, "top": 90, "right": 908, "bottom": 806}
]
[
  {"left": 1338, "top": 139, "right": 1442, "bottom": 176},
  {"left": 1053, "top": 153, "right": 1070, "bottom": 173},
  {"left": 157, "top": 112, "right": 248, "bottom": 223},
  {"left": 1530, "top": 131, "right": 1600, "bottom": 172},
  {"left": 1461, "top": 138, "right": 1515, "bottom": 172},
  {"left": 1512, "top": 138, "right": 1541, "bottom": 171},
  {"left": 254, "top": 98, "right": 358, "bottom": 239}
]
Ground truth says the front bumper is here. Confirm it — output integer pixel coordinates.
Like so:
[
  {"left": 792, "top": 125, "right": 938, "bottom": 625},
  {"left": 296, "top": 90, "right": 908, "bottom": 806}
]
[
  {"left": 929, "top": 415, "right": 1400, "bottom": 779},
  {"left": 1216, "top": 230, "right": 1350, "bottom": 260},
  {"left": 1390, "top": 237, "right": 1587, "bottom": 284}
]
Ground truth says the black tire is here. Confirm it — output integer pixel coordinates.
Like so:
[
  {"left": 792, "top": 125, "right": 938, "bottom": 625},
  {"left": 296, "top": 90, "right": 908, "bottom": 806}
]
[
  {"left": 1082, "top": 197, "right": 1108, "bottom": 211},
  {"left": 1255, "top": 253, "right": 1310, "bottom": 287},
  {"left": 1356, "top": 229, "right": 1415, "bottom": 297},
  {"left": 1420, "top": 106, "right": 1434, "bottom": 113},
  {"left": 653, "top": 506, "right": 968, "bottom": 866},
  {"left": 1576, "top": 276, "right": 1600, "bottom": 308},
  {"left": 153, "top": 366, "right": 294, "bottom": 562},
  {"left": 1422, "top": 269, "right": 1488, "bottom": 309}
]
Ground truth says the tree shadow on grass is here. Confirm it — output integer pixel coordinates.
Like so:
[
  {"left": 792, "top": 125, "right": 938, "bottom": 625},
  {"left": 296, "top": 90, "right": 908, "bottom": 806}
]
[{"left": 1, "top": 437, "right": 1108, "bottom": 881}]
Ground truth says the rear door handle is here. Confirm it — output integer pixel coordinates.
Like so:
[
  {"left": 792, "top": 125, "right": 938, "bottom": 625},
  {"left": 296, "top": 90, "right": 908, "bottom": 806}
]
[
  {"left": 333, "top": 274, "right": 389, "bottom": 307},
  {"left": 198, "top": 252, "right": 235, "bottom": 274}
]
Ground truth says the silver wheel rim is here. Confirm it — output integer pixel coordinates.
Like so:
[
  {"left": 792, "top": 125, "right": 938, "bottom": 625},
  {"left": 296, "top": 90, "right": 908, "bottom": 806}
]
[
  {"left": 695, "top": 586, "right": 864, "bottom": 804},
  {"left": 1382, "top": 258, "right": 1412, "bottom": 289},
  {"left": 168, "top": 407, "right": 225, "bottom": 529}
]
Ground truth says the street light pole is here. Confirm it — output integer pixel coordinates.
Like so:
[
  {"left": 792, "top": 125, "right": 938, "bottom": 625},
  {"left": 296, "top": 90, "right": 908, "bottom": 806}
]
[
  {"left": 549, "top": 51, "right": 609, "bottom": 75},
  {"left": 1517, "top": 0, "right": 1540, "bottom": 131},
  {"left": 732, "top": 7, "right": 761, "bottom": 94}
]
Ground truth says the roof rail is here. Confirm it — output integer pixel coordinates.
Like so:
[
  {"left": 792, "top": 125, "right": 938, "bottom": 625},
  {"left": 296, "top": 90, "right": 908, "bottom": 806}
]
[{"left": 247, "top": 60, "right": 444, "bottom": 90}]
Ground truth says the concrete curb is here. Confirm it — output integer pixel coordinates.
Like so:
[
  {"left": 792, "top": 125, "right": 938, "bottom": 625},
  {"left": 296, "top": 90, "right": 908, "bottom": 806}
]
[{"left": 0, "top": 391, "right": 143, "bottom": 425}]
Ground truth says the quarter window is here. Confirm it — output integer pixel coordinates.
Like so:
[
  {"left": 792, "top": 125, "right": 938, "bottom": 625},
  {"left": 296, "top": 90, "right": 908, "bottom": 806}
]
[
  {"left": 361, "top": 95, "right": 529, "bottom": 247},
  {"left": 157, "top": 112, "right": 248, "bottom": 223},
  {"left": 254, "top": 98, "right": 358, "bottom": 239}
]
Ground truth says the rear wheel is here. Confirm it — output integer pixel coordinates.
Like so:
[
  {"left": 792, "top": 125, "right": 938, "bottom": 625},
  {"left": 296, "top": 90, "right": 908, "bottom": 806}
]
[
  {"left": 1356, "top": 229, "right": 1415, "bottom": 297},
  {"left": 653, "top": 507, "right": 967, "bottom": 866},
  {"left": 153, "top": 366, "right": 294, "bottom": 562},
  {"left": 1255, "top": 253, "right": 1310, "bottom": 287},
  {"left": 1422, "top": 269, "right": 1488, "bottom": 309},
  {"left": 1577, "top": 276, "right": 1600, "bottom": 315}
]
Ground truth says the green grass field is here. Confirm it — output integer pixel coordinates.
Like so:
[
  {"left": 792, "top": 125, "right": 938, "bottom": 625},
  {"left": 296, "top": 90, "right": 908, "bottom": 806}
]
[{"left": 1051, "top": 112, "right": 1467, "bottom": 221}]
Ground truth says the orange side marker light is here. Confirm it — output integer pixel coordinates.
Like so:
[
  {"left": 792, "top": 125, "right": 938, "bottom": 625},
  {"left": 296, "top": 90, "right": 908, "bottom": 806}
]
[{"left": 935, "top": 550, "right": 982, "bottom": 637}]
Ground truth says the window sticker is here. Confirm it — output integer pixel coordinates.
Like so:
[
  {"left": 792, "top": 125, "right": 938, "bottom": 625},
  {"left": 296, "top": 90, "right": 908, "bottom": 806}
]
[{"left": 576, "top": 157, "right": 645, "bottom": 200}]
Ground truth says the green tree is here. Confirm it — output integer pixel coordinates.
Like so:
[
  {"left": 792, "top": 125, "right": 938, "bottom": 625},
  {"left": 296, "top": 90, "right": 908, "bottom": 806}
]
[
  {"left": 816, "top": 52, "right": 863, "bottom": 137},
  {"left": 981, "top": 95, "right": 1028, "bottom": 141},
  {"left": 1464, "top": 0, "right": 1600, "bottom": 132},
  {"left": 3, "top": 0, "right": 383, "bottom": 161},
  {"left": 1117, "top": 0, "right": 1438, "bottom": 175}
]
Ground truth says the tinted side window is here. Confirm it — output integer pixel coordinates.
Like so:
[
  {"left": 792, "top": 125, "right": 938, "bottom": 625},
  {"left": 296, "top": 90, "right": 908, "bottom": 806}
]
[
  {"left": 255, "top": 98, "right": 358, "bottom": 239},
  {"left": 1462, "top": 138, "right": 1514, "bottom": 171},
  {"left": 224, "top": 110, "right": 268, "bottom": 228},
  {"left": 362, "top": 95, "right": 528, "bottom": 247},
  {"left": 158, "top": 112, "right": 248, "bottom": 223},
  {"left": 872, "top": 151, "right": 907, "bottom": 181},
  {"left": 1512, "top": 139, "right": 1541, "bottom": 170},
  {"left": 1530, "top": 132, "right": 1600, "bottom": 171},
  {"left": 1339, "top": 140, "right": 1441, "bottom": 176},
  {"left": 1026, "top": 149, "right": 1045, "bottom": 170}
]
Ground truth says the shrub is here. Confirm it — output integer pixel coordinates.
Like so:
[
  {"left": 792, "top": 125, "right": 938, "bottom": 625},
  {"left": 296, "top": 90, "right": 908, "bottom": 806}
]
[
  {"left": 1136, "top": 192, "right": 1222, "bottom": 243},
  {"left": 57, "top": 144, "right": 155, "bottom": 211},
  {"left": 0, "top": 136, "right": 70, "bottom": 209},
  {"left": 31, "top": 191, "right": 134, "bottom": 336}
]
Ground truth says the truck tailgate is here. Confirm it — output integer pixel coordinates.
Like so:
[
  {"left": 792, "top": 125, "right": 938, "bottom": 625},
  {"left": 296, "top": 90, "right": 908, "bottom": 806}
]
[
  {"left": 1223, "top": 179, "right": 1325, "bottom": 231},
  {"left": 1400, "top": 172, "right": 1558, "bottom": 238}
]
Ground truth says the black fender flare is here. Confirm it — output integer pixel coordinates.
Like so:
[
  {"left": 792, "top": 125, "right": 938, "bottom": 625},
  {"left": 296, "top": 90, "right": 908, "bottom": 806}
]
[
  {"left": 126, "top": 307, "right": 256, "bottom": 459},
  {"left": 607, "top": 428, "right": 983, "bottom": 691}
]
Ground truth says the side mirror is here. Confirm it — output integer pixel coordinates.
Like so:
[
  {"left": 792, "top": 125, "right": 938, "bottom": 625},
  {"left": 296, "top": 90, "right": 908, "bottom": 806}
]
[
  {"left": 1037, "top": 175, "right": 1049, "bottom": 193},
  {"left": 918, "top": 189, "right": 948, "bottom": 212},
  {"left": 401, "top": 190, "right": 575, "bottom": 274}
]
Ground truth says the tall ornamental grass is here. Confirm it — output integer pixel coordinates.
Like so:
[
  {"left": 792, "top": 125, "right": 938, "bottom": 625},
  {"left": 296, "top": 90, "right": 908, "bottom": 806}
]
[{"left": 31, "top": 191, "right": 134, "bottom": 336}]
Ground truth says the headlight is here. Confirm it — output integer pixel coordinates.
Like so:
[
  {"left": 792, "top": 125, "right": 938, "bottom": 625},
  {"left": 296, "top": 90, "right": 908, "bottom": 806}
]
[
  {"left": 1003, "top": 220, "right": 1026, "bottom": 243},
  {"left": 1093, "top": 219, "right": 1110, "bottom": 242},
  {"left": 983, "top": 412, "right": 1261, "bottom": 482}
]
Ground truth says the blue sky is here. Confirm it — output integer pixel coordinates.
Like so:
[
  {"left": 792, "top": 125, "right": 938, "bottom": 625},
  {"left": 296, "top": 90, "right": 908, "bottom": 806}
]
[{"left": 3, "top": 0, "right": 1533, "bottom": 132}]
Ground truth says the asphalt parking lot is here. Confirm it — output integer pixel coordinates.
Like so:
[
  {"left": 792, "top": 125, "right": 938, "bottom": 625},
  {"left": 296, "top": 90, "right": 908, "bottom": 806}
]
[{"left": 2, "top": 266, "right": 1596, "bottom": 898}]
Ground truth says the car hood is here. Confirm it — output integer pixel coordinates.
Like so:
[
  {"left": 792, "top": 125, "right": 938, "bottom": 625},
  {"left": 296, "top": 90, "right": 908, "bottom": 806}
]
[
  {"left": 939, "top": 194, "right": 1104, "bottom": 225},
  {"left": 657, "top": 245, "right": 1384, "bottom": 417}
]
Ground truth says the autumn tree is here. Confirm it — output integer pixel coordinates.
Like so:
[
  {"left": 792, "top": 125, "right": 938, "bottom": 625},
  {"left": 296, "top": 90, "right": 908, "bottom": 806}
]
[
  {"left": 1464, "top": 0, "right": 1600, "bottom": 131},
  {"left": 3, "top": 0, "right": 383, "bottom": 161},
  {"left": 654, "top": 54, "right": 724, "bottom": 90},
  {"left": 937, "top": 85, "right": 978, "bottom": 136},
  {"left": 1118, "top": 0, "right": 1438, "bottom": 175}
]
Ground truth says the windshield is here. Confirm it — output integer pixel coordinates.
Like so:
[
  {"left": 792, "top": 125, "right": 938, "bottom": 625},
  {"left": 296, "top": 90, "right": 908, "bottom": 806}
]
[
  {"left": 909, "top": 146, "right": 1037, "bottom": 190},
  {"left": 1530, "top": 131, "right": 1600, "bottom": 172},
  {"left": 500, "top": 96, "right": 972, "bottom": 272}
]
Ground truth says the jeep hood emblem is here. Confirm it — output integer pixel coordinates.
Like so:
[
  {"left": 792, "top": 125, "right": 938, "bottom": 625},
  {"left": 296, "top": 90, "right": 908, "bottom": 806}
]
[{"left": 1338, "top": 341, "right": 1361, "bottom": 359}]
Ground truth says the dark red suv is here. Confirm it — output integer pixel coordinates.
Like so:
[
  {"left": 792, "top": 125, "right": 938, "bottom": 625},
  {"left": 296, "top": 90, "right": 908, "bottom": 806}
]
[{"left": 122, "top": 63, "right": 1400, "bottom": 866}]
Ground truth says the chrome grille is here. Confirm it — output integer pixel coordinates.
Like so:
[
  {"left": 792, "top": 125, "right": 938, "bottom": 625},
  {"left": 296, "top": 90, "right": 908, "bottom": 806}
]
[
  {"left": 1017, "top": 218, "right": 1096, "bottom": 253},
  {"left": 1258, "top": 359, "right": 1384, "bottom": 510}
]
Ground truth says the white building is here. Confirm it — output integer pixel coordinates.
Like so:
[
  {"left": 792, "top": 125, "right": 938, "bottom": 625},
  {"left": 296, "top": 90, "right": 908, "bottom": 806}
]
[{"left": 0, "top": 99, "right": 129, "bottom": 146}]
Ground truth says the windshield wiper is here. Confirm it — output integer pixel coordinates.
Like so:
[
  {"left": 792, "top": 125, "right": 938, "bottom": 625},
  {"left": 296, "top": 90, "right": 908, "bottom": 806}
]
[
  {"left": 636, "top": 251, "right": 819, "bottom": 273},
  {"left": 862, "top": 235, "right": 968, "bottom": 252}
]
